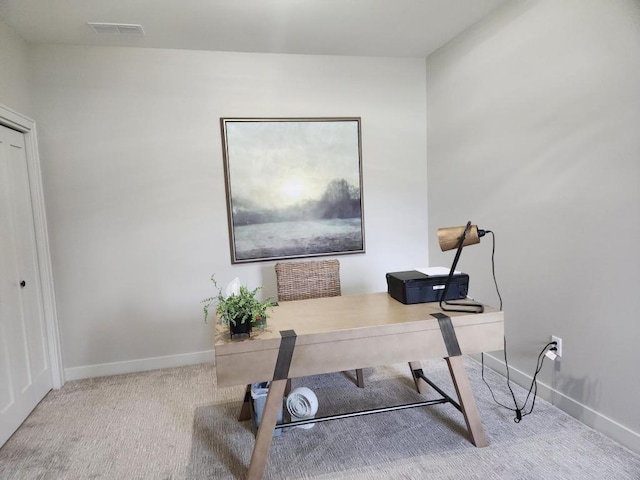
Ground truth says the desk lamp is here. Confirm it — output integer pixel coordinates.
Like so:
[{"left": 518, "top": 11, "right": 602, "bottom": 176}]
[{"left": 438, "top": 221, "right": 486, "bottom": 313}]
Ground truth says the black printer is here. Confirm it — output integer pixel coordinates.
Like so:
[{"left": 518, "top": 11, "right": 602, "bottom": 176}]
[{"left": 386, "top": 270, "right": 469, "bottom": 305}]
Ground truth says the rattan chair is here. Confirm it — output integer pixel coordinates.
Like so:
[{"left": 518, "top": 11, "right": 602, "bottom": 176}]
[{"left": 275, "top": 259, "right": 365, "bottom": 388}]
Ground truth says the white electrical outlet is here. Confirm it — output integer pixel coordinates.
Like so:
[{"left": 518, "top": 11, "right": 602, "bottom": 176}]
[{"left": 551, "top": 335, "right": 562, "bottom": 357}]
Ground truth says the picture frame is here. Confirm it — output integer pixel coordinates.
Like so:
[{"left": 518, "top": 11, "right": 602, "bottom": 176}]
[{"left": 220, "top": 117, "right": 365, "bottom": 263}]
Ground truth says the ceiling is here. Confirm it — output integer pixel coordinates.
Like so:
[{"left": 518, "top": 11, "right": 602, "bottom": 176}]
[{"left": 0, "top": 0, "right": 509, "bottom": 57}]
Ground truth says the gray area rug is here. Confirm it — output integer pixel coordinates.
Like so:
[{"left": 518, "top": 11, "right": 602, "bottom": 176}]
[{"left": 1, "top": 357, "right": 639, "bottom": 479}]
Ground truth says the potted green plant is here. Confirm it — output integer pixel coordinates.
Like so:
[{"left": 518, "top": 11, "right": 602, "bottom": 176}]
[{"left": 202, "top": 275, "right": 274, "bottom": 337}]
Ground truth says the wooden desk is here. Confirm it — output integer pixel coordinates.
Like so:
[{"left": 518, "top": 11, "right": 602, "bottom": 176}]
[{"left": 214, "top": 292, "right": 504, "bottom": 479}]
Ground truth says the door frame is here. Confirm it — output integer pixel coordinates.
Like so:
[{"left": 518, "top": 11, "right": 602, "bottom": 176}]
[{"left": 0, "top": 103, "right": 64, "bottom": 389}]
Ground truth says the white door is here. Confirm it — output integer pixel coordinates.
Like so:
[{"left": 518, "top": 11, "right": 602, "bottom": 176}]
[{"left": 0, "top": 123, "right": 53, "bottom": 446}]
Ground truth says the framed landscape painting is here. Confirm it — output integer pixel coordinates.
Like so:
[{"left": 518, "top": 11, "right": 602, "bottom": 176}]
[{"left": 220, "top": 117, "right": 365, "bottom": 263}]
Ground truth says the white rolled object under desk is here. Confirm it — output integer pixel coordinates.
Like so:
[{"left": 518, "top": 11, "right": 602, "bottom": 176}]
[{"left": 286, "top": 387, "right": 319, "bottom": 429}]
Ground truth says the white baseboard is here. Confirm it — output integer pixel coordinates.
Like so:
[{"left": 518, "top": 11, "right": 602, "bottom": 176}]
[
  {"left": 64, "top": 349, "right": 215, "bottom": 382},
  {"left": 481, "top": 352, "right": 640, "bottom": 454}
]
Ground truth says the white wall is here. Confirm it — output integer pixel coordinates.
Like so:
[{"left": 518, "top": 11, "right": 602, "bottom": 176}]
[
  {"left": 0, "top": 19, "right": 32, "bottom": 116},
  {"left": 28, "top": 45, "right": 429, "bottom": 378},
  {"left": 426, "top": 0, "right": 640, "bottom": 452}
]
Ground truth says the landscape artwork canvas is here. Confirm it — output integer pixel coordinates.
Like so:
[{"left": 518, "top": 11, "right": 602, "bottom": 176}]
[{"left": 220, "top": 118, "right": 365, "bottom": 263}]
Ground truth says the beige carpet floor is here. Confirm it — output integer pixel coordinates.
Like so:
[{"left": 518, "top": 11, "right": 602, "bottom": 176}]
[{"left": 1, "top": 357, "right": 639, "bottom": 479}]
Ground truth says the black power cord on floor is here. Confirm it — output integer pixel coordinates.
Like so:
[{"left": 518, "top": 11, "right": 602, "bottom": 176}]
[
  {"left": 482, "top": 340, "right": 557, "bottom": 422},
  {"left": 481, "top": 230, "right": 557, "bottom": 422}
]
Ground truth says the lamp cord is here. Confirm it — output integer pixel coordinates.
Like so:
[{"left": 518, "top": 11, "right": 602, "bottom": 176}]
[
  {"left": 481, "top": 230, "right": 556, "bottom": 423},
  {"left": 480, "top": 230, "right": 555, "bottom": 422},
  {"left": 482, "top": 341, "right": 557, "bottom": 422},
  {"left": 484, "top": 230, "right": 502, "bottom": 311}
]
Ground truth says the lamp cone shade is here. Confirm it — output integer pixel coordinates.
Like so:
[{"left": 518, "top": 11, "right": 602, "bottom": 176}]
[{"left": 438, "top": 225, "right": 481, "bottom": 252}]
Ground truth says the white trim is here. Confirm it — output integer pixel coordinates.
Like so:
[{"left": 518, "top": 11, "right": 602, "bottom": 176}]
[
  {"left": 64, "top": 349, "right": 215, "bottom": 381},
  {"left": 482, "top": 352, "right": 640, "bottom": 454},
  {"left": 0, "top": 104, "right": 64, "bottom": 389}
]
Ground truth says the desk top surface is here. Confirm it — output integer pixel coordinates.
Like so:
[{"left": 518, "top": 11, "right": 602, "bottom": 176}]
[{"left": 214, "top": 292, "right": 502, "bottom": 354}]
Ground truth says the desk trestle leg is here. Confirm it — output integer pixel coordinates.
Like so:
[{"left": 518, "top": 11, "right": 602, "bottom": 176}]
[
  {"left": 446, "top": 356, "right": 488, "bottom": 447},
  {"left": 409, "top": 361, "right": 430, "bottom": 394},
  {"left": 432, "top": 312, "right": 489, "bottom": 448},
  {"left": 246, "top": 330, "right": 297, "bottom": 480},
  {"left": 239, "top": 384, "right": 252, "bottom": 422}
]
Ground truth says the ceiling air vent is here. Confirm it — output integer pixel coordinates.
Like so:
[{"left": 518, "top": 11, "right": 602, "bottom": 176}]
[{"left": 88, "top": 23, "right": 145, "bottom": 36}]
